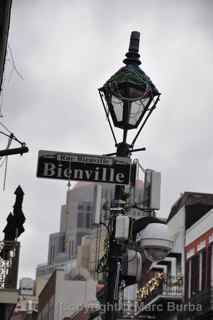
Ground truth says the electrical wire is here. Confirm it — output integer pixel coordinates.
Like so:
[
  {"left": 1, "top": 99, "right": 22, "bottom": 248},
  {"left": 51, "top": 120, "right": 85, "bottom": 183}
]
[
  {"left": 0, "top": 121, "right": 27, "bottom": 190},
  {"left": 7, "top": 44, "right": 24, "bottom": 81},
  {"left": 0, "top": 133, "right": 12, "bottom": 162},
  {"left": 0, "top": 128, "right": 26, "bottom": 145},
  {"left": 2, "top": 134, "right": 12, "bottom": 190},
  {"left": 0, "top": 157, "right": 7, "bottom": 168},
  {"left": 0, "top": 44, "right": 24, "bottom": 117},
  {"left": 99, "top": 222, "right": 110, "bottom": 233},
  {"left": 3, "top": 155, "right": 8, "bottom": 190},
  {"left": 0, "top": 130, "right": 11, "bottom": 139},
  {"left": 0, "top": 121, "right": 12, "bottom": 134}
]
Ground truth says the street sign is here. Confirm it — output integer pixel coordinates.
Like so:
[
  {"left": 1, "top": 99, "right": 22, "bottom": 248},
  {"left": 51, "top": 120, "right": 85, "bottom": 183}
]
[{"left": 36, "top": 150, "right": 135, "bottom": 185}]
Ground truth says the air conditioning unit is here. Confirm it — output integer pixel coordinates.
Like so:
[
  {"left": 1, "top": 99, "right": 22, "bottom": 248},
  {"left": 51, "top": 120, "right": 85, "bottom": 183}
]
[
  {"left": 143, "top": 170, "right": 161, "bottom": 210},
  {"left": 115, "top": 215, "right": 130, "bottom": 240}
]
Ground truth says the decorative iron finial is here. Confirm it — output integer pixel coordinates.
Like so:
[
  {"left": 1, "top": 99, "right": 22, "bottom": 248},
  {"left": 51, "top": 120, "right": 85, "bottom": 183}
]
[{"left": 123, "top": 31, "right": 141, "bottom": 66}]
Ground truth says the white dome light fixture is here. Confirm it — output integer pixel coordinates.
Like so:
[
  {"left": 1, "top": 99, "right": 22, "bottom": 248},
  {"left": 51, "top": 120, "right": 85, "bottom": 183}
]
[{"left": 138, "top": 223, "right": 173, "bottom": 263}]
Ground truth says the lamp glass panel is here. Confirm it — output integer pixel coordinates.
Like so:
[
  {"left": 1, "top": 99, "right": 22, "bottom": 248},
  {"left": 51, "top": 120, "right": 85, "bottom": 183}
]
[
  {"left": 128, "top": 97, "right": 149, "bottom": 126},
  {"left": 111, "top": 95, "right": 123, "bottom": 122},
  {"left": 141, "top": 97, "right": 151, "bottom": 108}
]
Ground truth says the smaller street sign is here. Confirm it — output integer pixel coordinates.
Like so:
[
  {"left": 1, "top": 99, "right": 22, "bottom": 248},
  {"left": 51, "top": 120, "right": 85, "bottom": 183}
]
[{"left": 37, "top": 150, "right": 135, "bottom": 185}]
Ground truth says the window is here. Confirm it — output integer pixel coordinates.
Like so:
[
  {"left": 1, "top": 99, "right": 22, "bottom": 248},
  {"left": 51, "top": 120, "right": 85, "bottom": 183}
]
[
  {"left": 58, "top": 235, "right": 65, "bottom": 253},
  {"left": 185, "top": 204, "right": 213, "bottom": 230},
  {"left": 86, "top": 213, "right": 91, "bottom": 228},
  {"left": 202, "top": 249, "right": 206, "bottom": 290},
  {"left": 185, "top": 260, "right": 189, "bottom": 300},
  {"left": 77, "top": 212, "right": 84, "bottom": 228},
  {"left": 191, "top": 254, "right": 199, "bottom": 296},
  {"left": 87, "top": 205, "right": 91, "bottom": 211},
  {"left": 207, "top": 244, "right": 213, "bottom": 288},
  {"left": 50, "top": 246, "right": 55, "bottom": 264},
  {"left": 68, "top": 241, "right": 72, "bottom": 258}
]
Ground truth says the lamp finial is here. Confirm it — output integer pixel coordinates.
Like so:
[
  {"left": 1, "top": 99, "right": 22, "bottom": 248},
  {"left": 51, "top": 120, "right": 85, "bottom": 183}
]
[{"left": 123, "top": 31, "right": 141, "bottom": 65}]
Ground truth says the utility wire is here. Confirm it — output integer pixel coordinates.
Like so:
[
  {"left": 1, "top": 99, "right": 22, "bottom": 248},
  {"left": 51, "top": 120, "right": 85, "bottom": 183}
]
[
  {"left": 0, "top": 128, "right": 26, "bottom": 146},
  {"left": 2, "top": 134, "right": 12, "bottom": 190},
  {"left": 0, "top": 121, "right": 12, "bottom": 134},
  {"left": 0, "top": 44, "right": 24, "bottom": 117},
  {"left": 7, "top": 44, "right": 24, "bottom": 81}
]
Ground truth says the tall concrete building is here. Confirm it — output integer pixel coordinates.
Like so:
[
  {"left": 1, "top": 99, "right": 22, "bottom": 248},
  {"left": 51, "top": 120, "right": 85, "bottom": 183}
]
[
  {"left": 36, "top": 180, "right": 144, "bottom": 284},
  {"left": 36, "top": 182, "right": 111, "bottom": 285},
  {"left": 48, "top": 232, "right": 66, "bottom": 265},
  {"left": 63, "top": 180, "right": 144, "bottom": 258}
]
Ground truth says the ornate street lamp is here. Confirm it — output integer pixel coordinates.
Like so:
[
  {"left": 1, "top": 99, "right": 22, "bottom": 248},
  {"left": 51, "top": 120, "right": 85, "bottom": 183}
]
[
  {"left": 98, "top": 32, "right": 162, "bottom": 320},
  {"left": 99, "top": 31, "right": 160, "bottom": 157}
]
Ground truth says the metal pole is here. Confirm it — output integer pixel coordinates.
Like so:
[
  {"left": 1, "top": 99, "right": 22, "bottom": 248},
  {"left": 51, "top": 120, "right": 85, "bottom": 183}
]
[
  {"left": 0, "top": 146, "right": 29, "bottom": 157},
  {"left": 105, "top": 142, "right": 130, "bottom": 320}
]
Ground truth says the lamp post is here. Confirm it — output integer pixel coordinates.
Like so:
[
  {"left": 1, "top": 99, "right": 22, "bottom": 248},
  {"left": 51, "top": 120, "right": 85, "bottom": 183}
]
[{"left": 99, "top": 32, "right": 161, "bottom": 320}]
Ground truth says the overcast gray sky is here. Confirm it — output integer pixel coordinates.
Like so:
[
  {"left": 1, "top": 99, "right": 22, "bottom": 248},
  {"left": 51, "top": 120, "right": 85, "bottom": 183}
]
[{"left": 0, "top": 0, "right": 213, "bottom": 279}]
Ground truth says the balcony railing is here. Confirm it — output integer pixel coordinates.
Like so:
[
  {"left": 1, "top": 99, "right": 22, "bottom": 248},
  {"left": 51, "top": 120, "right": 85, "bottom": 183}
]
[
  {"left": 0, "top": 241, "right": 20, "bottom": 289},
  {"left": 137, "top": 275, "right": 183, "bottom": 307}
]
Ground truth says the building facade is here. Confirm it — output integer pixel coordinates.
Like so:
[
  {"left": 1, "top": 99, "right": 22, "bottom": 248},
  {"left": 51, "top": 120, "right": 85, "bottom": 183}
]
[
  {"left": 37, "top": 269, "right": 97, "bottom": 320},
  {"left": 134, "top": 191, "right": 213, "bottom": 320},
  {"left": 19, "top": 278, "right": 35, "bottom": 297},
  {"left": 10, "top": 277, "right": 38, "bottom": 319},
  {"left": 184, "top": 209, "right": 213, "bottom": 319},
  {"left": 0, "top": 241, "right": 20, "bottom": 320},
  {"left": 48, "top": 232, "right": 67, "bottom": 265},
  {"left": 64, "top": 180, "right": 144, "bottom": 258}
]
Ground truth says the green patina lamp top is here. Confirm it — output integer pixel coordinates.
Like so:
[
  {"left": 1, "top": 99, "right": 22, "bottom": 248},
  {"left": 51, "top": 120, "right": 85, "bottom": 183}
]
[{"left": 102, "top": 64, "right": 160, "bottom": 97}]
